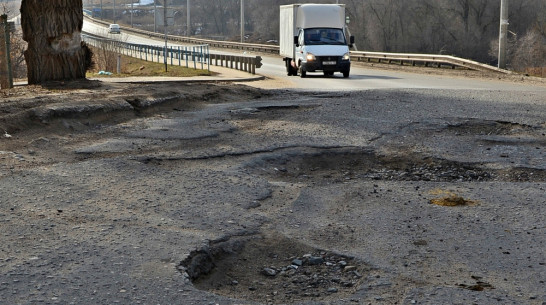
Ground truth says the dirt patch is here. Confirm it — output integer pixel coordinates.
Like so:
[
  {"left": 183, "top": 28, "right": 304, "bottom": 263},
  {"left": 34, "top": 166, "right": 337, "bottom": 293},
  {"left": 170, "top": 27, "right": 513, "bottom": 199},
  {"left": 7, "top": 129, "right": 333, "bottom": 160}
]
[
  {"left": 178, "top": 233, "right": 368, "bottom": 304},
  {"left": 0, "top": 81, "right": 268, "bottom": 135},
  {"left": 428, "top": 189, "right": 477, "bottom": 207}
]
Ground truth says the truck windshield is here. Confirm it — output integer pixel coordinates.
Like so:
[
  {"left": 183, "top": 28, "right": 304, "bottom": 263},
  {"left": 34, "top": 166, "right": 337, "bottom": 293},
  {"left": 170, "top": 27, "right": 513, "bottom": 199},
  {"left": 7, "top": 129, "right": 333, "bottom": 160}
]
[{"left": 304, "top": 28, "right": 346, "bottom": 45}]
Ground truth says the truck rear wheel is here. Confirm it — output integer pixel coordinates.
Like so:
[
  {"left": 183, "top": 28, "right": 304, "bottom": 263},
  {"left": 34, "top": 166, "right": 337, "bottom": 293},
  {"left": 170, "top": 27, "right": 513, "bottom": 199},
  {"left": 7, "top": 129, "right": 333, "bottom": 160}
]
[
  {"left": 286, "top": 61, "right": 293, "bottom": 76},
  {"left": 285, "top": 59, "right": 298, "bottom": 76},
  {"left": 292, "top": 65, "right": 298, "bottom": 76}
]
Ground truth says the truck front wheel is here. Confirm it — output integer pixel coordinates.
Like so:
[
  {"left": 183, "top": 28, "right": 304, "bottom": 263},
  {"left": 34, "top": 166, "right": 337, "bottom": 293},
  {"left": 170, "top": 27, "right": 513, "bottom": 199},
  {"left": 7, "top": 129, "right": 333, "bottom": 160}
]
[
  {"left": 343, "top": 70, "right": 350, "bottom": 78},
  {"left": 299, "top": 65, "right": 306, "bottom": 78}
]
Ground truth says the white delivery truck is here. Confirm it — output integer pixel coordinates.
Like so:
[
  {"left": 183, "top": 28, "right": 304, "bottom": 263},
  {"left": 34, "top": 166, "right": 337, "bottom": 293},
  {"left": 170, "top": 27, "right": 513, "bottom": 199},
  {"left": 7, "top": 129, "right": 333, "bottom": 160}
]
[{"left": 280, "top": 4, "right": 354, "bottom": 78}]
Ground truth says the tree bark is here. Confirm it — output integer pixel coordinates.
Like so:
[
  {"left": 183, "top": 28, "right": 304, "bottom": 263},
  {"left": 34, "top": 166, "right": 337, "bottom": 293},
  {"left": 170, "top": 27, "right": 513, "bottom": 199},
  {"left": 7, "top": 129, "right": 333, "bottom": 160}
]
[{"left": 21, "top": 0, "right": 92, "bottom": 84}]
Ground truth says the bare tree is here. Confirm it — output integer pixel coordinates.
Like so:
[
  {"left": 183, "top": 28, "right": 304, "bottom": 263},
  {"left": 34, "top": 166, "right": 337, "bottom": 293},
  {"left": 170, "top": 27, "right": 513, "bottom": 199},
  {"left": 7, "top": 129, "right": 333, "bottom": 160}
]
[
  {"left": 20, "top": 0, "right": 92, "bottom": 84},
  {"left": 511, "top": 28, "right": 546, "bottom": 74},
  {"left": 8, "top": 28, "right": 26, "bottom": 79}
]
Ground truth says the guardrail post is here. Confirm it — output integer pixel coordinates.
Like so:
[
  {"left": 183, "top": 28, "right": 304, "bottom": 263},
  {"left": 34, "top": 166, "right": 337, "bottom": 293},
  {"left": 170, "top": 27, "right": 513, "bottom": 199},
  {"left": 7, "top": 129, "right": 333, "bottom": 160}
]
[
  {"left": 200, "top": 45, "right": 204, "bottom": 70},
  {"left": 185, "top": 47, "right": 188, "bottom": 68},
  {"left": 193, "top": 47, "right": 196, "bottom": 70},
  {"left": 177, "top": 46, "right": 181, "bottom": 66}
]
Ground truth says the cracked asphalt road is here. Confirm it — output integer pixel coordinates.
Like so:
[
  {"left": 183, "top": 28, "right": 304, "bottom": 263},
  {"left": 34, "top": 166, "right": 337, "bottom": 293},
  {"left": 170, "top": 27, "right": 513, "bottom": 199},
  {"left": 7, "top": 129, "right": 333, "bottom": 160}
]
[{"left": 1, "top": 81, "right": 545, "bottom": 305}]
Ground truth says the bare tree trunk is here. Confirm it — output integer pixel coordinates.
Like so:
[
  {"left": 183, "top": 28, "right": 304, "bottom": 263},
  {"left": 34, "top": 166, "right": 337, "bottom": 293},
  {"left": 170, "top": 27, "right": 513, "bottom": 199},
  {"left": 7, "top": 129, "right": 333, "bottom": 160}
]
[
  {"left": 0, "top": 14, "right": 13, "bottom": 89},
  {"left": 21, "top": 0, "right": 92, "bottom": 84}
]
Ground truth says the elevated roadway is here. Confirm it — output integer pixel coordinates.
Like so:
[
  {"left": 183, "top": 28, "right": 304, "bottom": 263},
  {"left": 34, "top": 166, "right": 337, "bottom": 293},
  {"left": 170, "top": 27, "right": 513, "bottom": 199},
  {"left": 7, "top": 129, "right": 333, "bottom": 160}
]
[{"left": 83, "top": 20, "right": 546, "bottom": 93}]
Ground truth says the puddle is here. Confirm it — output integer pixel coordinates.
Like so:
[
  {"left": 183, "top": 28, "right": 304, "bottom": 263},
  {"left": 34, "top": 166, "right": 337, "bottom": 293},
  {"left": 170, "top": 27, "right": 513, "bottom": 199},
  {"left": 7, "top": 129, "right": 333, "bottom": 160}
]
[{"left": 178, "top": 233, "right": 368, "bottom": 304}]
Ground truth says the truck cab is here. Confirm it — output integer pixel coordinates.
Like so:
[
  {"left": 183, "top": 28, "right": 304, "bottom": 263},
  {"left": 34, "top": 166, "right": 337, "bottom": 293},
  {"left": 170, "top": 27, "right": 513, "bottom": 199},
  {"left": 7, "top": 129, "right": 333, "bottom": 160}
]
[{"left": 295, "top": 27, "right": 352, "bottom": 78}]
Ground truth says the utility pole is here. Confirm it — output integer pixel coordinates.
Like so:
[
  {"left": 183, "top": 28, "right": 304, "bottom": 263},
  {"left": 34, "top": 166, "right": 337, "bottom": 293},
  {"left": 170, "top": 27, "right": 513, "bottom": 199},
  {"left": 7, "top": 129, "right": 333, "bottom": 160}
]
[
  {"left": 498, "top": 0, "right": 509, "bottom": 69},
  {"left": 240, "top": 0, "right": 244, "bottom": 43},
  {"left": 187, "top": 0, "right": 190, "bottom": 36},
  {"left": 154, "top": 0, "right": 157, "bottom": 32},
  {"left": 164, "top": 0, "right": 168, "bottom": 72},
  {"left": 131, "top": 0, "right": 134, "bottom": 27},
  {"left": 100, "top": 0, "right": 103, "bottom": 20},
  {"left": 113, "top": 0, "right": 116, "bottom": 23}
]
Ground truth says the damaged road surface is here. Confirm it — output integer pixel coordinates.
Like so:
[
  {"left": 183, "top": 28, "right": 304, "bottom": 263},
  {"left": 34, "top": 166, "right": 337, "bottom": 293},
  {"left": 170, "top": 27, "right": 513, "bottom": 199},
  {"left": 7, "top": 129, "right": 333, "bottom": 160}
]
[{"left": 1, "top": 81, "right": 545, "bottom": 305}]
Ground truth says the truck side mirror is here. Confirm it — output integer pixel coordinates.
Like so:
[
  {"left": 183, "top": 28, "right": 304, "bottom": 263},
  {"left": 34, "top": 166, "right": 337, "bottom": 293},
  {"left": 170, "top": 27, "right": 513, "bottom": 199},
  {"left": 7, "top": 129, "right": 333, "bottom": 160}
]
[
  {"left": 350, "top": 36, "right": 355, "bottom": 44},
  {"left": 294, "top": 36, "right": 299, "bottom": 47}
]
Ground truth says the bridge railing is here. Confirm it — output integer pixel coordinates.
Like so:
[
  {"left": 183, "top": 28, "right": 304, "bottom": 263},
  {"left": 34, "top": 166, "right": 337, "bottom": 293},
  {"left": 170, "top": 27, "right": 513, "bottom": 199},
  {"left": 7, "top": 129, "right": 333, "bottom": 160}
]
[
  {"left": 82, "top": 34, "right": 210, "bottom": 71},
  {"left": 82, "top": 34, "right": 263, "bottom": 75},
  {"left": 350, "top": 51, "right": 511, "bottom": 74}
]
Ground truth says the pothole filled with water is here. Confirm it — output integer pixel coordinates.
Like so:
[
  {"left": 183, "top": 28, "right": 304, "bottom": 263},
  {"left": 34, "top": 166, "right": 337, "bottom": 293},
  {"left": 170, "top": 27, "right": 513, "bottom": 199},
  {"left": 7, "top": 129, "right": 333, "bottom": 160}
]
[{"left": 178, "top": 233, "right": 369, "bottom": 304}]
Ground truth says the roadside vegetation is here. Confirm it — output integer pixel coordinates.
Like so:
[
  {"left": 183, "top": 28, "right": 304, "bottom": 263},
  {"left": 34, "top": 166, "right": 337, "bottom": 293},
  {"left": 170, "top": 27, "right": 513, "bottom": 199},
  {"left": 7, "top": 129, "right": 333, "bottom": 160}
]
[{"left": 87, "top": 47, "right": 212, "bottom": 78}]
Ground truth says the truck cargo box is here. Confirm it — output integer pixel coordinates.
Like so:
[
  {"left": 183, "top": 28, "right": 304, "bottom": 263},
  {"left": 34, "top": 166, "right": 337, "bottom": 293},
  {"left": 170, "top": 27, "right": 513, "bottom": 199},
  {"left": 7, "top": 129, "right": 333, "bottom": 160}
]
[{"left": 280, "top": 4, "right": 346, "bottom": 58}]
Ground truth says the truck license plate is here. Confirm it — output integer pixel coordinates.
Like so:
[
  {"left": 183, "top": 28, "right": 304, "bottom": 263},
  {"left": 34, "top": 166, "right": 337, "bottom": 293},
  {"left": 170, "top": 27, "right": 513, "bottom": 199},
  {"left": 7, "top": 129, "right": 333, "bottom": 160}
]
[{"left": 323, "top": 61, "right": 336, "bottom": 65}]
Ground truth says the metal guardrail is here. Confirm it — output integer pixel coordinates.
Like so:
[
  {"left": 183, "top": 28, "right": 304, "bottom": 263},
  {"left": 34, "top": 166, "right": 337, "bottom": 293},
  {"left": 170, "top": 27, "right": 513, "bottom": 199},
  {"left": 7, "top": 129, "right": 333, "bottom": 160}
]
[
  {"left": 84, "top": 15, "right": 510, "bottom": 74},
  {"left": 82, "top": 34, "right": 263, "bottom": 75},
  {"left": 82, "top": 34, "right": 210, "bottom": 71},
  {"left": 209, "top": 54, "right": 263, "bottom": 75},
  {"left": 83, "top": 18, "right": 263, "bottom": 74},
  {"left": 350, "top": 51, "right": 511, "bottom": 74}
]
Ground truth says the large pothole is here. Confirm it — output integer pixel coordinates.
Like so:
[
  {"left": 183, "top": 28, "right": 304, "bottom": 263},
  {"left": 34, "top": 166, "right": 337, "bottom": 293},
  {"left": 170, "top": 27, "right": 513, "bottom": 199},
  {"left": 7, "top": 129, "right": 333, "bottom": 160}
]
[
  {"left": 445, "top": 119, "right": 540, "bottom": 136},
  {"left": 246, "top": 147, "right": 546, "bottom": 183},
  {"left": 178, "top": 233, "right": 369, "bottom": 304}
]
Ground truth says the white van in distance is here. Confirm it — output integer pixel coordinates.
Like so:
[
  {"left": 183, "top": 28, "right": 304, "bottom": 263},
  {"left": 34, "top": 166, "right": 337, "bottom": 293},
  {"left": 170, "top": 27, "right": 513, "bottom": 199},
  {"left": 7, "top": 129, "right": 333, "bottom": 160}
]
[{"left": 108, "top": 24, "right": 121, "bottom": 34}]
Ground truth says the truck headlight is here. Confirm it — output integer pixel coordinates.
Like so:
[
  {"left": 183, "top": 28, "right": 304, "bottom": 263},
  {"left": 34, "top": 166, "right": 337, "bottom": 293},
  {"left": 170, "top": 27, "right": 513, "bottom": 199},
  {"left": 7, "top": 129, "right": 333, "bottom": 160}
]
[
  {"left": 306, "top": 53, "right": 316, "bottom": 61},
  {"left": 342, "top": 53, "right": 350, "bottom": 61}
]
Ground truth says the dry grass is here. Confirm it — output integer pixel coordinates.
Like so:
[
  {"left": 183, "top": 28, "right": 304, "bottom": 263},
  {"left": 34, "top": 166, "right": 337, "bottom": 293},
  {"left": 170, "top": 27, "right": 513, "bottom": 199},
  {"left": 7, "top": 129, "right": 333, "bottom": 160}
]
[{"left": 87, "top": 54, "right": 214, "bottom": 78}]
